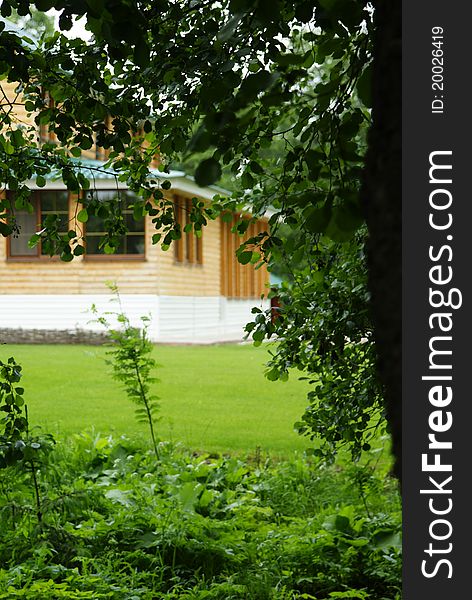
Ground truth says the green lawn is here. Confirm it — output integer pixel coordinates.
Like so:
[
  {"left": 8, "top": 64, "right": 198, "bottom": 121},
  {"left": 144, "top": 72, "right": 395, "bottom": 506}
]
[{"left": 4, "top": 343, "right": 311, "bottom": 456}]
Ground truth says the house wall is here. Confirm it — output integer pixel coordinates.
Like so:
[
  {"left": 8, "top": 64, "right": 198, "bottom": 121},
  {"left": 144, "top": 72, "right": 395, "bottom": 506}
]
[
  {"left": 0, "top": 191, "right": 224, "bottom": 297},
  {"left": 0, "top": 198, "right": 160, "bottom": 296},
  {"left": 157, "top": 217, "right": 220, "bottom": 297},
  {"left": 0, "top": 294, "right": 269, "bottom": 344},
  {"left": 0, "top": 293, "right": 161, "bottom": 339},
  {"left": 1, "top": 81, "right": 35, "bottom": 129},
  {"left": 0, "top": 78, "right": 271, "bottom": 343},
  {"left": 157, "top": 296, "right": 268, "bottom": 343}
]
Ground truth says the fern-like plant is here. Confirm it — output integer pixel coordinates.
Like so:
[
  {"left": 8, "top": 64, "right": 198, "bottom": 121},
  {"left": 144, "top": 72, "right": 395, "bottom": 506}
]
[
  {"left": 0, "top": 357, "right": 54, "bottom": 524},
  {"left": 92, "top": 284, "right": 160, "bottom": 462}
]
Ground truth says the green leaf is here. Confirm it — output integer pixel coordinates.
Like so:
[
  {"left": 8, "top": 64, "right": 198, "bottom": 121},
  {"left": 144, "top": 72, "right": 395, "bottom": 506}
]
[
  {"left": 249, "top": 160, "right": 264, "bottom": 174},
  {"left": 77, "top": 208, "right": 89, "bottom": 223},
  {"left": 241, "top": 171, "right": 255, "bottom": 189},
  {"left": 179, "top": 482, "right": 201, "bottom": 512},
  {"left": 27, "top": 234, "right": 40, "bottom": 248},
  {"left": 60, "top": 250, "right": 74, "bottom": 262},
  {"left": 372, "top": 529, "right": 401, "bottom": 549},
  {"left": 36, "top": 175, "right": 46, "bottom": 188},
  {"left": 35, "top": 0, "right": 55, "bottom": 10},
  {"left": 304, "top": 204, "right": 331, "bottom": 233},
  {"left": 329, "top": 592, "right": 369, "bottom": 599},
  {"left": 137, "top": 532, "right": 159, "bottom": 549},
  {"left": 133, "top": 204, "right": 145, "bottom": 220},
  {"left": 239, "top": 70, "right": 278, "bottom": 100},
  {"left": 79, "top": 137, "right": 93, "bottom": 151},
  {"left": 105, "top": 488, "right": 132, "bottom": 506},
  {"left": 4, "top": 141, "right": 14, "bottom": 155},
  {"left": 0, "top": 221, "right": 12, "bottom": 237},
  {"left": 11, "top": 129, "right": 24, "bottom": 147},
  {"left": 266, "top": 368, "right": 280, "bottom": 381},
  {"left": 187, "top": 127, "right": 212, "bottom": 153},
  {"left": 217, "top": 13, "right": 243, "bottom": 42},
  {"left": 276, "top": 52, "right": 304, "bottom": 67},
  {"left": 334, "top": 515, "right": 351, "bottom": 533},
  {"left": 134, "top": 39, "right": 150, "bottom": 67},
  {"left": 238, "top": 250, "right": 253, "bottom": 265},
  {"left": 194, "top": 158, "right": 222, "bottom": 187},
  {"left": 333, "top": 203, "right": 364, "bottom": 233}
]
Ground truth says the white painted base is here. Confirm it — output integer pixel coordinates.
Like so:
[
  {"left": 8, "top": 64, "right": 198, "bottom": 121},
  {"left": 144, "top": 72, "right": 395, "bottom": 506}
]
[{"left": 0, "top": 294, "right": 269, "bottom": 343}]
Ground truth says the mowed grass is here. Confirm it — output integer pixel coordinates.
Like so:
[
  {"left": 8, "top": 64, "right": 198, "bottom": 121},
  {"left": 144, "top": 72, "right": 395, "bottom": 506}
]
[{"left": 4, "top": 344, "right": 311, "bottom": 456}]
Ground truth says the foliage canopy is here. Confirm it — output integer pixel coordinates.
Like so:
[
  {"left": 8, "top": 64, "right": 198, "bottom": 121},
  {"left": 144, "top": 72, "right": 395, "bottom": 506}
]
[{"left": 0, "top": 0, "right": 394, "bottom": 462}]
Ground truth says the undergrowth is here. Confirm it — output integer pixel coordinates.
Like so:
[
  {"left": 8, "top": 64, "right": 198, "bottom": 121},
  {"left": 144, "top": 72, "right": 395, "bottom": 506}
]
[{"left": 0, "top": 433, "right": 401, "bottom": 599}]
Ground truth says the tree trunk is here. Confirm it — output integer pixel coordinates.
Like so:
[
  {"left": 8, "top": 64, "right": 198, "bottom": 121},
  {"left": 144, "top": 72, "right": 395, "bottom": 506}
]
[{"left": 361, "top": 0, "right": 402, "bottom": 483}]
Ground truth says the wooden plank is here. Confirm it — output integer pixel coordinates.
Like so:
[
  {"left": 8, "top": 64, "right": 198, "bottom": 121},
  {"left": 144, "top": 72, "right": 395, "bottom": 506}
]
[
  {"left": 226, "top": 219, "right": 233, "bottom": 297},
  {"left": 256, "top": 220, "right": 264, "bottom": 297},
  {"left": 220, "top": 218, "right": 227, "bottom": 295},
  {"left": 233, "top": 215, "right": 240, "bottom": 298},
  {"left": 174, "top": 196, "right": 184, "bottom": 262},
  {"left": 241, "top": 218, "right": 249, "bottom": 298},
  {"left": 185, "top": 198, "right": 195, "bottom": 263},
  {"left": 249, "top": 221, "right": 256, "bottom": 298},
  {"left": 259, "top": 218, "right": 270, "bottom": 297},
  {"left": 196, "top": 229, "right": 203, "bottom": 265}
]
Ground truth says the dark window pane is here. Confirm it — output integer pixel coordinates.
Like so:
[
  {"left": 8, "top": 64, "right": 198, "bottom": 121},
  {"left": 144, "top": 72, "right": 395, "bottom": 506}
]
[
  {"left": 86, "top": 213, "right": 105, "bottom": 231},
  {"left": 40, "top": 190, "right": 68, "bottom": 213},
  {"left": 10, "top": 211, "right": 37, "bottom": 256},
  {"left": 126, "top": 235, "right": 145, "bottom": 254},
  {"left": 85, "top": 236, "right": 102, "bottom": 254},
  {"left": 85, "top": 190, "right": 144, "bottom": 255},
  {"left": 41, "top": 213, "right": 68, "bottom": 232},
  {"left": 125, "top": 213, "right": 145, "bottom": 232},
  {"left": 39, "top": 191, "right": 69, "bottom": 255},
  {"left": 40, "top": 192, "right": 55, "bottom": 212},
  {"left": 115, "top": 238, "right": 125, "bottom": 254}
]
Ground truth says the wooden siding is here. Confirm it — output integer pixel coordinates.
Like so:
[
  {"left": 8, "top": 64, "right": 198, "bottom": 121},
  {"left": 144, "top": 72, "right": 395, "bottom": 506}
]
[
  {"left": 0, "top": 190, "right": 161, "bottom": 294},
  {"left": 157, "top": 212, "right": 220, "bottom": 296},
  {"left": 0, "top": 242, "right": 160, "bottom": 296},
  {"left": 1, "top": 81, "right": 36, "bottom": 130},
  {"left": 1, "top": 203, "right": 269, "bottom": 297},
  {"left": 1, "top": 191, "right": 219, "bottom": 297},
  {"left": 220, "top": 216, "right": 269, "bottom": 298}
]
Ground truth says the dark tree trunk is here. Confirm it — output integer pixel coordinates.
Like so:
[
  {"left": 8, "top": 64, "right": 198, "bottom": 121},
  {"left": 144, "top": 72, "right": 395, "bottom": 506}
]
[{"left": 361, "top": 1, "right": 402, "bottom": 483}]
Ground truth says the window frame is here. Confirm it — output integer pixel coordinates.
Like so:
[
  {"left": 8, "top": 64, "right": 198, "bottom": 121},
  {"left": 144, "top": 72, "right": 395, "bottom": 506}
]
[
  {"left": 6, "top": 190, "right": 70, "bottom": 262},
  {"left": 82, "top": 189, "right": 146, "bottom": 261}
]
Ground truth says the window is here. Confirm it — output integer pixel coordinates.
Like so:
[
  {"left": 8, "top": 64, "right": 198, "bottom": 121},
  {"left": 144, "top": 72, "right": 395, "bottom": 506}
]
[
  {"left": 84, "top": 190, "right": 145, "bottom": 257},
  {"left": 174, "top": 195, "right": 203, "bottom": 265},
  {"left": 7, "top": 190, "right": 69, "bottom": 258}
]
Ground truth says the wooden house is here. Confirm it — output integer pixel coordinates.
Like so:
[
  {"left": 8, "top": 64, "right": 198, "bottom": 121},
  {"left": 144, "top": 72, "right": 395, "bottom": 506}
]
[{"left": 0, "top": 66, "right": 270, "bottom": 343}]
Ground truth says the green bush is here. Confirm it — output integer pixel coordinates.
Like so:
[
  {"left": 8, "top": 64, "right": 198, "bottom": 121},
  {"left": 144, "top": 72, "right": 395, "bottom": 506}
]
[{"left": 0, "top": 434, "right": 401, "bottom": 599}]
